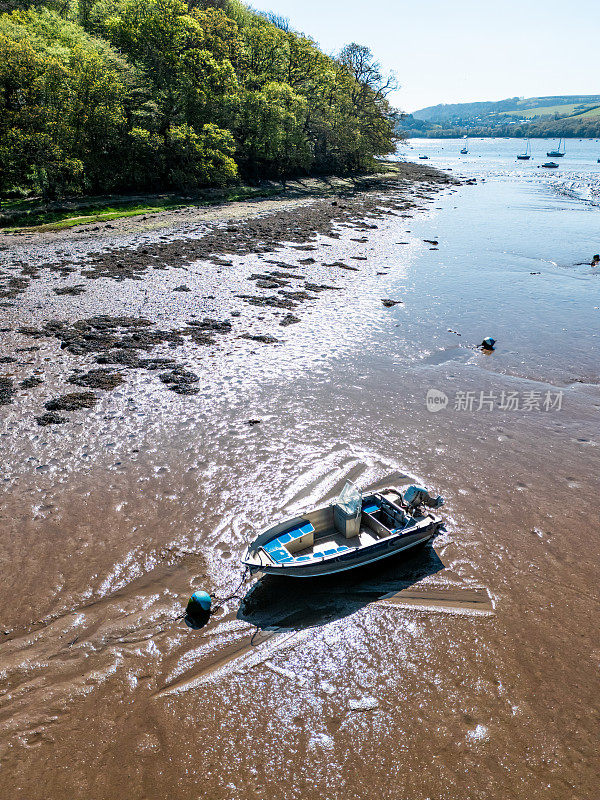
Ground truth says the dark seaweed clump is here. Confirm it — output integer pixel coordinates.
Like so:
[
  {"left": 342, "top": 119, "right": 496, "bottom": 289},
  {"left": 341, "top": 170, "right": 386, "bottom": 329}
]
[
  {"left": 45, "top": 392, "right": 98, "bottom": 411},
  {"left": 159, "top": 367, "right": 200, "bottom": 395},
  {"left": 18, "top": 315, "right": 233, "bottom": 360},
  {"left": 240, "top": 333, "right": 279, "bottom": 344},
  {"left": 20, "top": 376, "right": 43, "bottom": 389},
  {"left": 67, "top": 369, "right": 124, "bottom": 390},
  {"left": 381, "top": 298, "right": 403, "bottom": 308},
  {"left": 0, "top": 275, "right": 29, "bottom": 302},
  {"left": 54, "top": 285, "right": 86, "bottom": 296},
  {"left": 36, "top": 412, "right": 68, "bottom": 426},
  {"left": 0, "top": 377, "right": 15, "bottom": 405},
  {"left": 279, "top": 313, "right": 300, "bottom": 326}
]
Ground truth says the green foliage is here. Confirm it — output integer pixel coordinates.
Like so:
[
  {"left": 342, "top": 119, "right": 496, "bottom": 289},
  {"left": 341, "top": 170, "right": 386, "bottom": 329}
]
[
  {"left": 235, "top": 82, "right": 310, "bottom": 179},
  {"left": 0, "top": 0, "right": 398, "bottom": 200},
  {"left": 165, "top": 123, "right": 237, "bottom": 188}
]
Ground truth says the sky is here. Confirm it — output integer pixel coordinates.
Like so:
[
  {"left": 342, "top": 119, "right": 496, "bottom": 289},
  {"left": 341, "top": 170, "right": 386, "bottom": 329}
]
[{"left": 259, "top": 0, "right": 600, "bottom": 111}]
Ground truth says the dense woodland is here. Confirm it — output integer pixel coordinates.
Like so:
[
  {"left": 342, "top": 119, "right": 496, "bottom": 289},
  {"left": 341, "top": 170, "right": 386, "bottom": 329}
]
[{"left": 0, "top": 0, "right": 399, "bottom": 200}]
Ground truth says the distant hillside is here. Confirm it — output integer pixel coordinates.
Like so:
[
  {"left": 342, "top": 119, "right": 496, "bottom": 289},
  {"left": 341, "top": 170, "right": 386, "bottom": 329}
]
[
  {"left": 413, "top": 96, "right": 600, "bottom": 124},
  {"left": 401, "top": 95, "right": 600, "bottom": 138}
]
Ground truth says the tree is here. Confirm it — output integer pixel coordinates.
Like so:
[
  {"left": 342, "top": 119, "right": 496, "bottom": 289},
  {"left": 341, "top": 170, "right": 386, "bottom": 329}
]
[
  {"left": 336, "top": 43, "right": 399, "bottom": 170},
  {"left": 235, "top": 81, "right": 309, "bottom": 180},
  {"left": 338, "top": 43, "right": 396, "bottom": 100},
  {"left": 0, "top": 1, "right": 400, "bottom": 201}
]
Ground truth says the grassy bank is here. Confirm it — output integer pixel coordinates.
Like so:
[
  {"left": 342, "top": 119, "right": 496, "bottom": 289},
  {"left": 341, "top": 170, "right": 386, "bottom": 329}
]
[
  {"left": 1, "top": 164, "right": 404, "bottom": 234},
  {"left": 1, "top": 187, "right": 280, "bottom": 233}
]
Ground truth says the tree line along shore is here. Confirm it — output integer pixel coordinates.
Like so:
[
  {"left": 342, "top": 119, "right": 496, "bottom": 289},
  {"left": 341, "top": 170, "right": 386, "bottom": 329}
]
[
  {"left": 0, "top": 0, "right": 400, "bottom": 207},
  {"left": 400, "top": 120, "right": 600, "bottom": 138}
]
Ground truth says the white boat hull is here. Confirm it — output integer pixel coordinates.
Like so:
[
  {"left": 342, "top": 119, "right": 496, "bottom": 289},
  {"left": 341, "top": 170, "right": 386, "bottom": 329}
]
[{"left": 244, "top": 525, "right": 437, "bottom": 578}]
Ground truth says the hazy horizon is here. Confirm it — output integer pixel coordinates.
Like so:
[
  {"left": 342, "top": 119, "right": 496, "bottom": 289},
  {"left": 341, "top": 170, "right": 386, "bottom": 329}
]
[{"left": 262, "top": 0, "right": 600, "bottom": 112}]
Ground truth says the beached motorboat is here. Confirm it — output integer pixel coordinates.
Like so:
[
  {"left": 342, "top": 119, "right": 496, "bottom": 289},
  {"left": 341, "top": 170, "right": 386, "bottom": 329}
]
[
  {"left": 242, "top": 482, "right": 444, "bottom": 577},
  {"left": 542, "top": 161, "right": 559, "bottom": 168}
]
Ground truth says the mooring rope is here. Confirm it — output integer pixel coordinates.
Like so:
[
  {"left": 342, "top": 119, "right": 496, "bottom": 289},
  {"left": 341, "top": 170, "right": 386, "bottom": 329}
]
[{"left": 209, "top": 566, "right": 251, "bottom": 614}]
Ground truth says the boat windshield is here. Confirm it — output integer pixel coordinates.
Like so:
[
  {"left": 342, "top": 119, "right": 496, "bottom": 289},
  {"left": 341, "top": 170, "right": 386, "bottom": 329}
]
[{"left": 336, "top": 481, "right": 362, "bottom": 516}]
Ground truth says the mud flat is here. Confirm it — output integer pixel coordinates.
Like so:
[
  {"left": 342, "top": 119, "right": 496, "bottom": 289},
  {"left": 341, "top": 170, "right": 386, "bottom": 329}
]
[
  {"left": 0, "top": 163, "right": 454, "bottom": 427},
  {"left": 0, "top": 156, "right": 598, "bottom": 800}
]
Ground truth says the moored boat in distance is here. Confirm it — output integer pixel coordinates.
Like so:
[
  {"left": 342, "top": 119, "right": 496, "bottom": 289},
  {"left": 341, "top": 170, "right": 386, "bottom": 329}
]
[
  {"left": 242, "top": 482, "right": 444, "bottom": 578},
  {"left": 517, "top": 139, "right": 531, "bottom": 160},
  {"left": 460, "top": 136, "right": 469, "bottom": 154},
  {"left": 547, "top": 138, "right": 565, "bottom": 157},
  {"left": 542, "top": 161, "right": 559, "bottom": 168}
]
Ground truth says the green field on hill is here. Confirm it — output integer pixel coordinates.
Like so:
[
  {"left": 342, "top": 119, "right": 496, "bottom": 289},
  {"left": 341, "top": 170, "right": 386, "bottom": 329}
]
[
  {"left": 572, "top": 106, "right": 600, "bottom": 119},
  {"left": 500, "top": 102, "right": 598, "bottom": 118}
]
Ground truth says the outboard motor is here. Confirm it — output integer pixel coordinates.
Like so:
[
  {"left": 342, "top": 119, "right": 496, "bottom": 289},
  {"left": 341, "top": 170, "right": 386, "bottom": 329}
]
[{"left": 403, "top": 485, "right": 444, "bottom": 512}]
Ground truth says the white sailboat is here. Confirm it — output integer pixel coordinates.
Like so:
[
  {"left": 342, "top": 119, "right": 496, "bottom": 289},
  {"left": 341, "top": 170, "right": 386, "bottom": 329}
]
[
  {"left": 517, "top": 139, "right": 531, "bottom": 160},
  {"left": 547, "top": 138, "right": 565, "bottom": 157}
]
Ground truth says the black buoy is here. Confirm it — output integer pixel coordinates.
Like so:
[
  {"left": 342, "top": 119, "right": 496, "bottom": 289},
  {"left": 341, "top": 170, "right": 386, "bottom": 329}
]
[{"left": 185, "top": 590, "right": 212, "bottom": 629}]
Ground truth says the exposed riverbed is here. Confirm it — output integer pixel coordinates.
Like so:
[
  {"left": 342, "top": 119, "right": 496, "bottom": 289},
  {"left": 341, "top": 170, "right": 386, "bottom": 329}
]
[{"left": 0, "top": 151, "right": 598, "bottom": 800}]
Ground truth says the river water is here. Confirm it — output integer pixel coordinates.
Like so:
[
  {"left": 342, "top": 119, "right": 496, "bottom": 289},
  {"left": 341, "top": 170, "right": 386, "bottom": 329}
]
[{"left": 0, "top": 140, "right": 598, "bottom": 799}]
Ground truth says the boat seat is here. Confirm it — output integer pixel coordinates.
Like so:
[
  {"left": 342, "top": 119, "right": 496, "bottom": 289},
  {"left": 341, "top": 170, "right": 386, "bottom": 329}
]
[
  {"left": 262, "top": 540, "right": 294, "bottom": 563},
  {"left": 282, "top": 520, "right": 314, "bottom": 553},
  {"left": 282, "top": 520, "right": 314, "bottom": 539},
  {"left": 263, "top": 520, "right": 315, "bottom": 560}
]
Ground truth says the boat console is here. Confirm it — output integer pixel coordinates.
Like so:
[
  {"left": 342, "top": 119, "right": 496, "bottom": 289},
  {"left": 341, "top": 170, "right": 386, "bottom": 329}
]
[{"left": 362, "top": 495, "right": 410, "bottom": 537}]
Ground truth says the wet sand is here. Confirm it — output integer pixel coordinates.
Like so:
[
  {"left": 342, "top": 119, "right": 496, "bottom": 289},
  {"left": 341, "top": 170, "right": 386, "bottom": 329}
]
[{"left": 0, "top": 160, "right": 598, "bottom": 799}]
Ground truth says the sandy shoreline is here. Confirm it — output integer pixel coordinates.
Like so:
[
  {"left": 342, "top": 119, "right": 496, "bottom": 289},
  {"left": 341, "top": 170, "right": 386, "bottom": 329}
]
[
  {"left": 0, "top": 163, "right": 453, "bottom": 241},
  {"left": 0, "top": 162, "right": 456, "bottom": 428}
]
